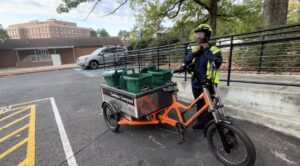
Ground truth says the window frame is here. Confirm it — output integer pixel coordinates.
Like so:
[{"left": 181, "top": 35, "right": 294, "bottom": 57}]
[{"left": 31, "top": 49, "right": 52, "bottom": 62}]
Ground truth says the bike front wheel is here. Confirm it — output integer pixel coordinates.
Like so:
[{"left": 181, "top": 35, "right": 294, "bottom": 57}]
[{"left": 207, "top": 122, "right": 256, "bottom": 166}]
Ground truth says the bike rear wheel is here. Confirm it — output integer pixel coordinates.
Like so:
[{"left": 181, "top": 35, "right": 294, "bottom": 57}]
[
  {"left": 103, "top": 103, "right": 120, "bottom": 132},
  {"left": 207, "top": 122, "right": 256, "bottom": 166}
]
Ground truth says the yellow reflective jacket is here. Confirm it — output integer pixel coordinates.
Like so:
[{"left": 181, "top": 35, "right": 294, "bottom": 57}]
[{"left": 184, "top": 45, "right": 222, "bottom": 88}]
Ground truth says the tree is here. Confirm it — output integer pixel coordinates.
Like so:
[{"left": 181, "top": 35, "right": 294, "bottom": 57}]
[
  {"left": 97, "top": 28, "right": 110, "bottom": 37},
  {"left": 118, "top": 30, "right": 129, "bottom": 39},
  {"left": 288, "top": 0, "right": 300, "bottom": 24},
  {"left": 0, "top": 29, "right": 9, "bottom": 40},
  {"left": 263, "top": 0, "right": 289, "bottom": 28},
  {"left": 217, "top": 0, "right": 263, "bottom": 35},
  {"left": 130, "top": 0, "right": 223, "bottom": 37},
  {"left": 56, "top": 0, "right": 259, "bottom": 37},
  {"left": 89, "top": 28, "right": 97, "bottom": 37}
]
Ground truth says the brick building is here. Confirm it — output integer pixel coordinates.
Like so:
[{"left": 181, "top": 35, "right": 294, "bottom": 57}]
[
  {"left": 0, "top": 37, "right": 124, "bottom": 68},
  {"left": 5, "top": 19, "right": 91, "bottom": 39}
]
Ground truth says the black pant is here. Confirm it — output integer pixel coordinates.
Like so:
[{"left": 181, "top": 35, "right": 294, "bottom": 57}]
[{"left": 192, "top": 85, "right": 215, "bottom": 126}]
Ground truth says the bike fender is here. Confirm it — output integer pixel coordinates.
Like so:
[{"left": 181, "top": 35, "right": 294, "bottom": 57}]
[
  {"left": 101, "top": 101, "right": 108, "bottom": 108},
  {"left": 204, "top": 120, "right": 232, "bottom": 137},
  {"left": 102, "top": 100, "right": 121, "bottom": 113}
]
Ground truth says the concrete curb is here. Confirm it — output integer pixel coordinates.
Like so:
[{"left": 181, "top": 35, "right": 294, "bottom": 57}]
[{"left": 0, "top": 66, "right": 77, "bottom": 78}]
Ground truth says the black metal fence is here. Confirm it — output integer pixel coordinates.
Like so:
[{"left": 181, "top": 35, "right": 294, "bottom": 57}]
[{"left": 102, "top": 23, "right": 300, "bottom": 87}]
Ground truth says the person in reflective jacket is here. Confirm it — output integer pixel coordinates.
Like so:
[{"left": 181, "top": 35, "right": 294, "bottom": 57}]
[{"left": 184, "top": 24, "right": 223, "bottom": 129}]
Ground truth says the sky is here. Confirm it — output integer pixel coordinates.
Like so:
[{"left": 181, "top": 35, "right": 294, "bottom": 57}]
[{"left": 0, "top": 0, "right": 137, "bottom": 36}]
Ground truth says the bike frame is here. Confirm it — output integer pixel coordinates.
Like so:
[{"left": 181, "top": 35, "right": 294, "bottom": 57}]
[{"left": 118, "top": 85, "right": 216, "bottom": 127}]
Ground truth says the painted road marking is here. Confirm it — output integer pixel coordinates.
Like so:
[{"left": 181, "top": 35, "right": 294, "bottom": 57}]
[
  {"left": 25, "top": 104, "right": 36, "bottom": 166},
  {"left": 0, "top": 106, "right": 28, "bottom": 116},
  {"left": 50, "top": 97, "right": 78, "bottom": 166},
  {"left": 0, "top": 107, "right": 29, "bottom": 122},
  {"left": 5, "top": 98, "right": 51, "bottom": 108},
  {"left": 1, "top": 98, "right": 77, "bottom": 166},
  {"left": 0, "top": 138, "right": 29, "bottom": 159},
  {"left": 0, "top": 114, "right": 30, "bottom": 131},
  {"left": 0, "top": 104, "right": 35, "bottom": 166}
]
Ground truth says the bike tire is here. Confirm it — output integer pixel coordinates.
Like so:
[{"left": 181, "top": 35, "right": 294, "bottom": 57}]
[
  {"left": 207, "top": 122, "right": 256, "bottom": 166},
  {"left": 103, "top": 103, "right": 120, "bottom": 132}
]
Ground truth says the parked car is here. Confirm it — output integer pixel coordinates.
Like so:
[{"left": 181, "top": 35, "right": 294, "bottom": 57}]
[{"left": 76, "top": 46, "right": 127, "bottom": 69}]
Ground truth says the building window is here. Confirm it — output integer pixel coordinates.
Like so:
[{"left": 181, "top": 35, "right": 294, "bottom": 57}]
[{"left": 31, "top": 49, "right": 51, "bottom": 62}]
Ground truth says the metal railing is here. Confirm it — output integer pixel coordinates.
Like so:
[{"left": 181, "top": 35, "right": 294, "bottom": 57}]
[{"left": 101, "top": 23, "right": 300, "bottom": 87}]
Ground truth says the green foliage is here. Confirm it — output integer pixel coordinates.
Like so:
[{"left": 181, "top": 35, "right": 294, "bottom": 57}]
[
  {"left": 0, "top": 29, "right": 9, "bottom": 40},
  {"left": 89, "top": 28, "right": 97, "bottom": 37},
  {"left": 57, "top": 0, "right": 90, "bottom": 13},
  {"left": 127, "top": 32, "right": 181, "bottom": 50},
  {"left": 56, "top": 0, "right": 264, "bottom": 40},
  {"left": 97, "top": 28, "right": 110, "bottom": 37},
  {"left": 217, "top": 0, "right": 263, "bottom": 36},
  {"left": 118, "top": 30, "right": 129, "bottom": 39},
  {"left": 288, "top": 1, "right": 300, "bottom": 24}
]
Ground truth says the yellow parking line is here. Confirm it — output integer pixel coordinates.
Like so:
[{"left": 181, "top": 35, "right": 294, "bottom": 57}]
[
  {"left": 0, "top": 138, "right": 28, "bottom": 159},
  {"left": 0, "top": 106, "right": 28, "bottom": 116},
  {"left": 0, "top": 114, "right": 30, "bottom": 131},
  {"left": 0, "top": 106, "right": 29, "bottom": 122},
  {"left": 0, "top": 124, "right": 29, "bottom": 143},
  {"left": 25, "top": 105, "right": 35, "bottom": 166},
  {"left": 17, "top": 159, "right": 26, "bottom": 166}
]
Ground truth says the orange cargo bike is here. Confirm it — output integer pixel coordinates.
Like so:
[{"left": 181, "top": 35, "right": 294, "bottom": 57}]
[{"left": 100, "top": 63, "right": 256, "bottom": 166}]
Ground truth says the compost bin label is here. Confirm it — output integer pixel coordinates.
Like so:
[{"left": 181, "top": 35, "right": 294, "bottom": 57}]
[{"left": 103, "top": 88, "right": 134, "bottom": 105}]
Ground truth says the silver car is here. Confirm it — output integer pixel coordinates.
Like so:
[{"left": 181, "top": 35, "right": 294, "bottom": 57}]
[{"left": 77, "top": 46, "right": 127, "bottom": 69}]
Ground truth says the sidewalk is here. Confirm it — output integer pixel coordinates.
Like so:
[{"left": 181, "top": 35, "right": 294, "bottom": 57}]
[{"left": 0, "top": 64, "right": 78, "bottom": 77}]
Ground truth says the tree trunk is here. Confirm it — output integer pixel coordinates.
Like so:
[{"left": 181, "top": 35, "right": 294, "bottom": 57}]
[
  {"left": 263, "top": 0, "right": 289, "bottom": 28},
  {"left": 209, "top": 0, "right": 218, "bottom": 37}
]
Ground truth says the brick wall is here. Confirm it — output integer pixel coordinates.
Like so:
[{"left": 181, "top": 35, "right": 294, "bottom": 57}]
[
  {"left": 55, "top": 48, "right": 75, "bottom": 64},
  {"left": 0, "top": 47, "right": 103, "bottom": 68},
  {"left": 74, "top": 47, "right": 100, "bottom": 59},
  {"left": 0, "top": 50, "right": 18, "bottom": 68}
]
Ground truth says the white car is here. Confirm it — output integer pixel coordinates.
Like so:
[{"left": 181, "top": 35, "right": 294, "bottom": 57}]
[{"left": 77, "top": 46, "right": 127, "bottom": 69}]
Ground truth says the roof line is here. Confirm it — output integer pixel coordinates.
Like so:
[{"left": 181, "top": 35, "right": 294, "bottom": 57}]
[{"left": 14, "top": 46, "right": 75, "bottom": 50}]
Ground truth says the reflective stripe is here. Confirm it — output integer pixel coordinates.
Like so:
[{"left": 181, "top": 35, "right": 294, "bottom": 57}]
[
  {"left": 207, "top": 46, "right": 220, "bottom": 83},
  {"left": 206, "top": 62, "right": 220, "bottom": 84},
  {"left": 210, "top": 46, "right": 220, "bottom": 55},
  {"left": 190, "top": 46, "right": 221, "bottom": 83}
]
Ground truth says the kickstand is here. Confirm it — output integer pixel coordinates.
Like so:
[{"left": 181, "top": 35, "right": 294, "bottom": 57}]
[
  {"left": 176, "top": 122, "right": 186, "bottom": 145},
  {"left": 177, "top": 134, "right": 185, "bottom": 145}
]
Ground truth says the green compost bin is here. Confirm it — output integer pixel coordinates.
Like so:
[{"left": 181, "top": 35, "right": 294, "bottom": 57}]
[
  {"left": 103, "top": 69, "right": 125, "bottom": 88},
  {"left": 147, "top": 69, "right": 172, "bottom": 86},
  {"left": 140, "top": 65, "right": 156, "bottom": 73},
  {"left": 123, "top": 73, "right": 152, "bottom": 93}
]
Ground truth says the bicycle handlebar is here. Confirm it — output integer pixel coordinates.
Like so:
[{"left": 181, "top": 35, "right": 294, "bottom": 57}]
[{"left": 173, "top": 60, "right": 218, "bottom": 85}]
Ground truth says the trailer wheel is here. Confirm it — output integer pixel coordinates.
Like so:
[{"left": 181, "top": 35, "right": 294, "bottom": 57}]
[{"left": 103, "top": 103, "right": 120, "bottom": 132}]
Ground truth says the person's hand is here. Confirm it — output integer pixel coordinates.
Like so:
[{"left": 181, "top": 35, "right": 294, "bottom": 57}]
[
  {"left": 180, "top": 64, "right": 186, "bottom": 70},
  {"left": 191, "top": 46, "right": 199, "bottom": 52},
  {"left": 199, "top": 43, "right": 209, "bottom": 49}
]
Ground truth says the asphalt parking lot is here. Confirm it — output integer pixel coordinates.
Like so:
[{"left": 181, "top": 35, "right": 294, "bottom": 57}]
[{"left": 0, "top": 67, "right": 299, "bottom": 166}]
